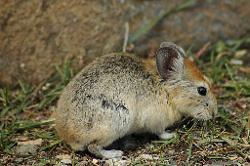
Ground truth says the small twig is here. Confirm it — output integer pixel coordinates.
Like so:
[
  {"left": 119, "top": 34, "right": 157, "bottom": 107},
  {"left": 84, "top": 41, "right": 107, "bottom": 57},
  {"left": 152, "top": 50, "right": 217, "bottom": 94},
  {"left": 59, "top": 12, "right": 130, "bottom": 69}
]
[
  {"left": 238, "top": 143, "right": 250, "bottom": 148},
  {"left": 122, "top": 22, "right": 129, "bottom": 53},
  {"left": 181, "top": 120, "right": 197, "bottom": 138},
  {"left": 235, "top": 147, "right": 250, "bottom": 162},
  {"left": 41, "top": 139, "right": 62, "bottom": 151},
  {"left": 186, "top": 134, "right": 193, "bottom": 165},
  {"left": 225, "top": 63, "right": 241, "bottom": 93},
  {"left": 247, "top": 113, "right": 250, "bottom": 129},
  {"left": 195, "top": 42, "right": 210, "bottom": 59},
  {"left": 192, "top": 141, "right": 203, "bottom": 151}
]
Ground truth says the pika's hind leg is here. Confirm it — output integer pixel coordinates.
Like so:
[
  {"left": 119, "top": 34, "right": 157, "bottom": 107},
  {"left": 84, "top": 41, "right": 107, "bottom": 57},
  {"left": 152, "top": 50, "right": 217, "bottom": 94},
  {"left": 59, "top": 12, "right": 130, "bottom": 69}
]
[{"left": 87, "top": 144, "right": 123, "bottom": 159}]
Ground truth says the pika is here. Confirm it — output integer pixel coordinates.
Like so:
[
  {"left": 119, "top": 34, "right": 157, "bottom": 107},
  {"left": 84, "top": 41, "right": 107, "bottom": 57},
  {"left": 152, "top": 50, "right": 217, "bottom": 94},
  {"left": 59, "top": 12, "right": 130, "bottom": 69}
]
[{"left": 52, "top": 42, "right": 217, "bottom": 158}]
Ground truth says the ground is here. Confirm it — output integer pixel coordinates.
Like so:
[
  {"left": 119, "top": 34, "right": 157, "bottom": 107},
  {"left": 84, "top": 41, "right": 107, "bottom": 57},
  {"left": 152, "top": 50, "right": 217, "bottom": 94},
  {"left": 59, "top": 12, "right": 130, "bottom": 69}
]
[{"left": 0, "top": 38, "right": 250, "bottom": 165}]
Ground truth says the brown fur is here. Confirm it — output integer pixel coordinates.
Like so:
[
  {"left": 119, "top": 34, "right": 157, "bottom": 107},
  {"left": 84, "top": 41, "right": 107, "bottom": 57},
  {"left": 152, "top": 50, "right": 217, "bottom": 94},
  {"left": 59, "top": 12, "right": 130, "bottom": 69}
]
[{"left": 184, "top": 59, "right": 206, "bottom": 82}]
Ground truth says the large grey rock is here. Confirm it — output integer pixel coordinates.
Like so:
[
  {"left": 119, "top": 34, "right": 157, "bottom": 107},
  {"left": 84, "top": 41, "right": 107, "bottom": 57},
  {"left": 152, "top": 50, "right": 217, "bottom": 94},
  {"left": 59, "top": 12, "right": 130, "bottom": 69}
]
[{"left": 0, "top": 0, "right": 249, "bottom": 86}]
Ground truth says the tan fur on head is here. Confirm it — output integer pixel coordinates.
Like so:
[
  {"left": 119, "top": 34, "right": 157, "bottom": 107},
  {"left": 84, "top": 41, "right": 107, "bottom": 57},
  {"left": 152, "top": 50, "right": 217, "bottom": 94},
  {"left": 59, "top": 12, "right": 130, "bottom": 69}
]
[{"left": 184, "top": 59, "right": 207, "bottom": 82}]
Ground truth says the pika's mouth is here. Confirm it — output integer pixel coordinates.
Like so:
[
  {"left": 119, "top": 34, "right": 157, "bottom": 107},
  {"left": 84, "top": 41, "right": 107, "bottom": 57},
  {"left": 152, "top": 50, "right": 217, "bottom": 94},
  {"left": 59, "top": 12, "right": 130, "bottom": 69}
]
[{"left": 194, "top": 112, "right": 213, "bottom": 121}]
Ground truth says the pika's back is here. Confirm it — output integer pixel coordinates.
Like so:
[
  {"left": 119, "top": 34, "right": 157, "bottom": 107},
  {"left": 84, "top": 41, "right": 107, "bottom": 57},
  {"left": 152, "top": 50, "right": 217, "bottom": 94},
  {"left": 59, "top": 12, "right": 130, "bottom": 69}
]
[{"left": 67, "top": 53, "right": 156, "bottom": 102}]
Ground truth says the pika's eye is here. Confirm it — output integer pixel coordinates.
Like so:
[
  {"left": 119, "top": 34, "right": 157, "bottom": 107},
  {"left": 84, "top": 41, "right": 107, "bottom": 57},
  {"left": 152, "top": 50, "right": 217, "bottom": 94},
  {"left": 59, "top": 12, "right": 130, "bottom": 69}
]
[{"left": 197, "top": 86, "right": 207, "bottom": 96}]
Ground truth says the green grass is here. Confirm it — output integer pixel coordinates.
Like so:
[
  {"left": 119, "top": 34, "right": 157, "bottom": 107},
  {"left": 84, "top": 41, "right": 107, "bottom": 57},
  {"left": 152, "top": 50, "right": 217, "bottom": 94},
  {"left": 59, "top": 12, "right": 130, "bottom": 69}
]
[
  {"left": 0, "top": 62, "right": 73, "bottom": 156},
  {"left": 0, "top": 38, "right": 250, "bottom": 165}
]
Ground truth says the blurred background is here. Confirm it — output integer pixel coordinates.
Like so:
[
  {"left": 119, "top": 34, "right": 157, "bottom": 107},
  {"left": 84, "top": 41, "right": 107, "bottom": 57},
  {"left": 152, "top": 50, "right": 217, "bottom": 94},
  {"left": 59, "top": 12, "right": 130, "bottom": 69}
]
[
  {"left": 0, "top": 0, "right": 249, "bottom": 165},
  {"left": 0, "top": 0, "right": 249, "bottom": 86}
]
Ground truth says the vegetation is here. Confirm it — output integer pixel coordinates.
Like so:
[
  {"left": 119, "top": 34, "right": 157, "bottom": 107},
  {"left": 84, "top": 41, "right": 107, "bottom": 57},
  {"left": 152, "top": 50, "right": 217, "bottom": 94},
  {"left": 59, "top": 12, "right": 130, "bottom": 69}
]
[{"left": 0, "top": 38, "right": 250, "bottom": 165}]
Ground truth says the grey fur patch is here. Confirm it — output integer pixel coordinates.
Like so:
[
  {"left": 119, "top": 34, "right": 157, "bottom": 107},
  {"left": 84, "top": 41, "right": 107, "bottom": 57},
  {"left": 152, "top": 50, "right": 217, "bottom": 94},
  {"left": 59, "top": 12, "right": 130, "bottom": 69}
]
[
  {"left": 102, "top": 100, "right": 113, "bottom": 109},
  {"left": 101, "top": 98, "right": 129, "bottom": 114}
]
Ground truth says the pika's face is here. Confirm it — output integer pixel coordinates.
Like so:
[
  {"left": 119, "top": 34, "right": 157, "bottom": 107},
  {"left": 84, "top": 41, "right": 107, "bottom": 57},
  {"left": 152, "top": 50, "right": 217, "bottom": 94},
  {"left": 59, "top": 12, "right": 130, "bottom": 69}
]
[
  {"left": 171, "top": 59, "right": 218, "bottom": 120},
  {"left": 175, "top": 79, "right": 218, "bottom": 120},
  {"left": 156, "top": 42, "right": 218, "bottom": 120}
]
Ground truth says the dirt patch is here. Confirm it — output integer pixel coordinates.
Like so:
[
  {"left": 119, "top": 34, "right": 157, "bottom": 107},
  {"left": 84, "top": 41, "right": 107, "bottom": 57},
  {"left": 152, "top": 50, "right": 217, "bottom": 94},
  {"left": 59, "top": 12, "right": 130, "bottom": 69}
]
[{"left": 0, "top": 0, "right": 250, "bottom": 86}]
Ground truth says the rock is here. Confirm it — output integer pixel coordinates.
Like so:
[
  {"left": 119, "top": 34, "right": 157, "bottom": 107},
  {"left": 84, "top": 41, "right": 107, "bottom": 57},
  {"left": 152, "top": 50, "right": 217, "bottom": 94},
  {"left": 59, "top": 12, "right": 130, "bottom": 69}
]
[
  {"left": 138, "top": 154, "right": 154, "bottom": 160},
  {"left": 230, "top": 59, "right": 243, "bottom": 65},
  {"left": 78, "top": 160, "right": 89, "bottom": 165},
  {"left": 56, "top": 154, "right": 72, "bottom": 166},
  {"left": 1, "top": 0, "right": 250, "bottom": 86},
  {"left": 17, "top": 138, "right": 43, "bottom": 146},
  {"left": 0, "top": 0, "right": 124, "bottom": 86},
  {"left": 14, "top": 158, "right": 24, "bottom": 163},
  {"left": 168, "top": 149, "right": 175, "bottom": 155},
  {"left": 104, "top": 158, "right": 128, "bottom": 166},
  {"left": 15, "top": 138, "right": 43, "bottom": 156},
  {"left": 15, "top": 144, "right": 38, "bottom": 156},
  {"left": 92, "top": 158, "right": 99, "bottom": 165},
  {"left": 60, "top": 159, "right": 72, "bottom": 165}
]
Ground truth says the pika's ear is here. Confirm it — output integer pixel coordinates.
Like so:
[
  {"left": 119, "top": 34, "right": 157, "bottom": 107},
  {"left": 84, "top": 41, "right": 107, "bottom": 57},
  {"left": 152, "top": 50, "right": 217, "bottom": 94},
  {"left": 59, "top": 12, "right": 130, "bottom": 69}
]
[{"left": 156, "top": 42, "right": 185, "bottom": 80}]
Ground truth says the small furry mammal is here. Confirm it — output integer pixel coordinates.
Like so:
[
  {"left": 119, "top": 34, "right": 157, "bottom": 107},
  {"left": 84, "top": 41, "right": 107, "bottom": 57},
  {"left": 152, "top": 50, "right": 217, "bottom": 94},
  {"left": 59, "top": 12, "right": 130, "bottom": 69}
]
[{"left": 53, "top": 42, "right": 217, "bottom": 158}]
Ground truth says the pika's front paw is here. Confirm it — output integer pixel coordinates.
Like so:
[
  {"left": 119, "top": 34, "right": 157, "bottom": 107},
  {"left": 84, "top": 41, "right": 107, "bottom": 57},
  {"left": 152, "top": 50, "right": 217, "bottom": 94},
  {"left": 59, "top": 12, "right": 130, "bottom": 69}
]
[{"left": 158, "top": 131, "right": 176, "bottom": 140}]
